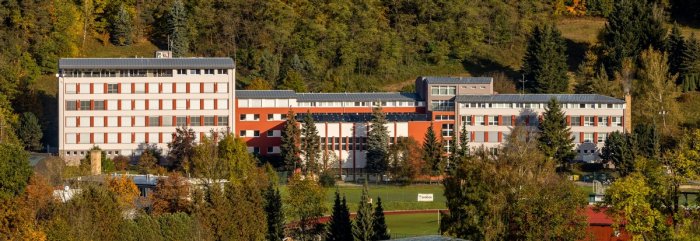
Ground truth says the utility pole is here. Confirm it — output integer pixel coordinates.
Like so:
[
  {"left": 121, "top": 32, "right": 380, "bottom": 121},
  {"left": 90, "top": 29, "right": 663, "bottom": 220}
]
[{"left": 519, "top": 74, "right": 527, "bottom": 94}]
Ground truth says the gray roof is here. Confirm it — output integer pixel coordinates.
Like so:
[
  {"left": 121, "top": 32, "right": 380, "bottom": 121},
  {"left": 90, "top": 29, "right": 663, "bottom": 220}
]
[
  {"left": 297, "top": 92, "right": 418, "bottom": 102},
  {"left": 455, "top": 94, "right": 625, "bottom": 104},
  {"left": 58, "top": 58, "right": 235, "bottom": 69},
  {"left": 235, "top": 90, "right": 297, "bottom": 99},
  {"left": 420, "top": 76, "right": 492, "bottom": 85}
]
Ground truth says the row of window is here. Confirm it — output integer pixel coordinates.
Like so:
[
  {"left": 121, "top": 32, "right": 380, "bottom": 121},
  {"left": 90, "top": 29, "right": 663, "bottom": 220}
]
[
  {"left": 65, "top": 116, "right": 229, "bottom": 127},
  {"left": 65, "top": 82, "right": 228, "bottom": 94},
  {"left": 430, "top": 86, "right": 457, "bottom": 95},
  {"left": 461, "top": 102, "right": 625, "bottom": 109},
  {"left": 459, "top": 115, "right": 623, "bottom": 127},
  {"left": 61, "top": 69, "right": 229, "bottom": 78},
  {"left": 65, "top": 99, "right": 229, "bottom": 111},
  {"left": 65, "top": 132, "right": 174, "bottom": 144},
  {"left": 297, "top": 101, "right": 424, "bottom": 108},
  {"left": 240, "top": 113, "right": 288, "bottom": 121},
  {"left": 431, "top": 100, "right": 455, "bottom": 111}
]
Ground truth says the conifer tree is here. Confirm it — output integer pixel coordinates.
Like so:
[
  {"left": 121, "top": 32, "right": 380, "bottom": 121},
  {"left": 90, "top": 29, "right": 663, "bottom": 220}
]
[
  {"left": 667, "top": 24, "right": 686, "bottom": 77},
  {"left": 17, "top": 112, "right": 42, "bottom": 151},
  {"left": 600, "top": 0, "right": 667, "bottom": 75},
  {"left": 422, "top": 123, "right": 444, "bottom": 175},
  {"left": 522, "top": 25, "right": 569, "bottom": 93},
  {"left": 366, "top": 107, "right": 389, "bottom": 178},
  {"left": 371, "top": 197, "right": 390, "bottom": 241},
  {"left": 264, "top": 184, "right": 285, "bottom": 241},
  {"left": 281, "top": 110, "right": 302, "bottom": 171},
  {"left": 681, "top": 35, "right": 700, "bottom": 92},
  {"left": 111, "top": 4, "right": 133, "bottom": 46},
  {"left": 353, "top": 183, "right": 373, "bottom": 241},
  {"left": 301, "top": 111, "right": 321, "bottom": 174},
  {"left": 601, "top": 131, "right": 635, "bottom": 177},
  {"left": 327, "top": 191, "right": 353, "bottom": 241},
  {"left": 453, "top": 121, "right": 470, "bottom": 169},
  {"left": 168, "top": 0, "right": 189, "bottom": 57},
  {"left": 537, "top": 98, "right": 575, "bottom": 166}
]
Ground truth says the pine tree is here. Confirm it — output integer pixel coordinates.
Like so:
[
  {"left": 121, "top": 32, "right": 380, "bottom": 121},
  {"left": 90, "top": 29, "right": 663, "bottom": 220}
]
[
  {"left": 522, "top": 25, "right": 569, "bottom": 93},
  {"left": 422, "top": 123, "right": 444, "bottom": 175},
  {"left": 453, "top": 121, "right": 470, "bottom": 169},
  {"left": 667, "top": 24, "right": 686, "bottom": 77},
  {"left": 371, "top": 197, "right": 390, "bottom": 241},
  {"left": 601, "top": 131, "right": 635, "bottom": 177},
  {"left": 168, "top": 0, "right": 189, "bottom": 57},
  {"left": 301, "top": 111, "right": 321, "bottom": 174},
  {"left": 17, "top": 112, "right": 42, "bottom": 151},
  {"left": 281, "top": 110, "right": 302, "bottom": 171},
  {"left": 110, "top": 4, "right": 133, "bottom": 46},
  {"left": 681, "top": 35, "right": 700, "bottom": 92},
  {"left": 600, "top": 0, "right": 667, "bottom": 75},
  {"left": 327, "top": 191, "right": 353, "bottom": 241},
  {"left": 366, "top": 107, "right": 389, "bottom": 178},
  {"left": 537, "top": 98, "right": 575, "bottom": 166},
  {"left": 264, "top": 184, "right": 285, "bottom": 241},
  {"left": 353, "top": 183, "right": 373, "bottom": 241},
  {"left": 575, "top": 50, "right": 600, "bottom": 94}
]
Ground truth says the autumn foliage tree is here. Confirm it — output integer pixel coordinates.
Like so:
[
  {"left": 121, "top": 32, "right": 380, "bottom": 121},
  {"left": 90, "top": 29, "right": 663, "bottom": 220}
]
[
  {"left": 106, "top": 175, "right": 139, "bottom": 211},
  {"left": 151, "top": 172, "right": 191, "bottom": 215}
]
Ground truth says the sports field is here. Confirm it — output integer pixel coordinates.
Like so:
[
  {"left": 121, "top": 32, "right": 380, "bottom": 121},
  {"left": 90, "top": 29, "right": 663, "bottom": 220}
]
[{"left": 386, "top": 213, "right": 441, "bottom": 238}]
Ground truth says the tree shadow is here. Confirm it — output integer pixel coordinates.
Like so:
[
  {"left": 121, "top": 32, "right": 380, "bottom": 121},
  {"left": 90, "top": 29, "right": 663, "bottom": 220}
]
[
  {"left": 565, "top": 39, "right": 590, "bottom": 72},
  {"left": 13, "top": 89, "right": 59, "bottom": 152},
  {"left": 462, "top": 57, "right": 520, "bottom": 78}
]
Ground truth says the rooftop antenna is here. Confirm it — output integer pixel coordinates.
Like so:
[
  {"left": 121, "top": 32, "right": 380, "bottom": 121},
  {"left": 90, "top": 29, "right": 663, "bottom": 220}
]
[{"left": 519, "top": 74, "right": 527, "bottom": 95}]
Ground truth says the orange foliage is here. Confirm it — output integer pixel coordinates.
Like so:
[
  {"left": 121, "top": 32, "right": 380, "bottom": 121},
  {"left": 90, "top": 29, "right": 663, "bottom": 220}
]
[
  {"left": 150, "top": 172, "right": 191, "bottom": 215},
  {"left": 106, "top": 175, "right": 139, "bottom": 210}
]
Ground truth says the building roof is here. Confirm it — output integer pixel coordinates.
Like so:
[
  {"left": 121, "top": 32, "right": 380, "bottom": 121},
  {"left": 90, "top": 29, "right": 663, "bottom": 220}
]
[
  {"left": 235, "top": 90, "right": 297, "bottom": 99},
  {"left": 296, "top": 92, "right": 418, "bottom": 102},
  {"left": 419, "top": 76, "right": 493, "bottom": 85},
  {"left": 58, "top": 58, "right": 235, "bottom": 69},
  {"left": 455, "top": 94, "right": 625, "bottom": 104}
]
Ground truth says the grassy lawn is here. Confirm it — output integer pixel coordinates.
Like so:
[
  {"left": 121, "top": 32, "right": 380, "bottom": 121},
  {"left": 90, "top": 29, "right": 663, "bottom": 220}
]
[
  {"left": 386, "top": 213, "right": 440, "bottom": 238},
  {"left": 557, "top": 17, "right": 606, "bottom": 44},
  {"left": 280, "top": 184, "right": 446, "bottom": 212}
]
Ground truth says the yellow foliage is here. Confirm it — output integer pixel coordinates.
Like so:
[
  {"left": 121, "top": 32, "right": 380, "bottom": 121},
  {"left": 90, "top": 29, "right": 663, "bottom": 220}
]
[{"left": 106, "top": 175, "right": 139, "bottom": 210}]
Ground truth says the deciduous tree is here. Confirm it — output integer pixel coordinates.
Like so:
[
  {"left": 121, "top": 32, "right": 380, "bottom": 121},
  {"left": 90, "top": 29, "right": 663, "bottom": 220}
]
[
  {"left": 286, "top": 173, "right": 325, "bottom": 241},
  {"left": 167, "top": 126, "right": 196, "bottom": 173},
  {"left": 0, "top": 143, "right": 32, "bottom": 199},
  {"left": 151, "top": 172, "right": 191, "bottom": 215}
]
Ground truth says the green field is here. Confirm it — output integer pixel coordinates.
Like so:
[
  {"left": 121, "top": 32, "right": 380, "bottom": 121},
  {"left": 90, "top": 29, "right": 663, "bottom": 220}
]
[
  {"left": 386, "top": 213, "right": 441, "bottom": 238},
  {"left": 280, "top": 184, "right": 446, "bottom": 212}
]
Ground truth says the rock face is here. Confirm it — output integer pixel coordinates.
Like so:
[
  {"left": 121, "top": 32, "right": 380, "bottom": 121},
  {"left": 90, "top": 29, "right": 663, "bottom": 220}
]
[{"left": 90, "top": 150, "right": 101, "bottom": 175}]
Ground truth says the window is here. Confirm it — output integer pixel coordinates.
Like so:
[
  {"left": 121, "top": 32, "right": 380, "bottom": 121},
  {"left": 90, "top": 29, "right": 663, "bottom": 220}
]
[
  {"left": 134, "top": 100, "right": 145, "bottom": 110},
  {"left": 461, "top": 115, "right": 472, "bottom": 124},
  {"left": 267, "top": 130, "right": 275, "bottom": 137},
  {"left": 488, "top": 131, "right": 498, "bottom": 143},
  {"left": 598, "top": 133, "right": 607, "bottom": 143},
  {"left": 121, "top": 83, "right": 131, "bottom": 93},
  {"left": 65, "top": 84, "right": 76, "bottom": 93},
  {"left": 430, "top": 86, "right": 457, "bottom": 95},
  {"left": 94, "top": 133, "right": 104, "bottom": 143},
  {"left": 502, "top": 116, "right": 512, "bottom": 126},
  {"left": 148, "top": 100, "right": 159, "bottom": 110},
  {"left": 134, "top": 117, "right": 145, "bottom": 127},
  {"left": 79, "top": 133, "right": 89, "bottom": 144},
  {"left": 94, "top": 117, "right": 104, "bottom": 127},
  {"left": 107, "top": 100, "right": 118, "bottom": 110},
  {"left": 435, "top": 115, "right": 455, "bottom": 120},
  {"left": 66, "top": 101, "right": 77, "bottom": 110},
  {"left": 162, "top": 83, "right": 172, "bottom": 94},
  {"left": 253, "top": 131, "right": 260, "bottom": 137},
  {"left": 240, "top": 130, "right": 246, "bottom": 137},
  {"left": 583, "top": 133, "right": 594, "bottom": 143},
  {"left": 94, "top": 84, "right": 104, "bottom": 94},
  {"left": 203, "top": 99, "right": 214, "bottom": 110},
  {"left": 80, "top": 101, "right": 91, "bottom": 110},
  {"left": 190, "top": 69, "right": 201, "bottom": 75},
  {"left": 176, "top": 116, "right": 187, "bottom": 126},
  {"left": 66, "top": 117, "right": 77, "bottom": 127},
  {"left": 204, "top": 69, "right": 215, "bottom": 75},
  {"left": 612, "top": 116, "right": 622, "bottom": 126},
  {"left": 203, "top": 116, "right": 214, "bottom": 126},
  {"left": 476, "top": 116, "right": 485, "bottom": 126},
  {"left": 134, "top": 83, "right": 145, "bottom": 93},
  {"left": 431, "top": 100, "right": 454, "bottom": 111},
  {"left": 162, "top": 116, "right": 173, "bottom": 126},
  {"left": 121, "top": 117, "right": 132, "bottom": 127},
  {"left": 441, "top": 124, "right": 454, "bottom": 137},
  {"left": 177, "top": 69, "right": 187, "bottom": 75},
  {"left": 148, "top": 83, "right": 159, "bottom": 93},
  {"left": 175, "top": 83, "right": 186, "bottom": 93},
  {"left": 584, "top": 116, "right": 595, "bottom": 126},
  {"left": 190, "top": 116, "right": 201, "bottom": 126},
  {"left": 598, "top": 116, "right": 607, "bottom": 125},
  {"left": 162, "top": 100, "right": 172, "bottom": 110},
  {"left": 217, "top": 99, "right": 228, "bottom": 110},
  {"left": 176, "top": 100, "right": 186, "bottom": 110},
  {"left": 474, "top": 131, "right": 485, "bottom": 142},
  {"left": 149, "top": 117, "right": 160, "bottom": 126},
  {"left": 487, "top": 116, "right": 497, "bottom": 125},
  {"left": 190, "top": 83, "right": 201, "bottom": 93},
  {"left": 217, "top": 116, "right": 228, "bottom": 126},
  {"left": 107, "top": 84, "right": 119, "bottom": 94},
  {"left": 79, "top": 84, "right": 90, "bottom": 93},
  {"left": 571, "top": 116, "right": 581, "bottom": 126},
  {"left": 94, "top": 101, "right": 105, "bottom": 110},
  {"left": 217, "top": 69, "right": 228, "bottom": 74},
  {"left": 190, "top": 100, "right": 200, "bottom": 110},
  {"left": 107, "top": 133, "right": 118, "bottom": 143}
]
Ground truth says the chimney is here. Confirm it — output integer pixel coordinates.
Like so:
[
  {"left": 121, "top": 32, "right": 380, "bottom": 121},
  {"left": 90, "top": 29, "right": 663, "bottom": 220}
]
[
  {"left": 90, "top": 150, "right": 102, "bottom": 175},
  {"left": 624, "top": 94, "right": 632, "bottom": 133}
]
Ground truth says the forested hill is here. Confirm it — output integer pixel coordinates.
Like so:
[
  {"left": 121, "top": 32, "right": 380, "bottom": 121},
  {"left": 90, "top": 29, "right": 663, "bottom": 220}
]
[{"left": 2, "top": 0, "right": 700, "bottom": 149}]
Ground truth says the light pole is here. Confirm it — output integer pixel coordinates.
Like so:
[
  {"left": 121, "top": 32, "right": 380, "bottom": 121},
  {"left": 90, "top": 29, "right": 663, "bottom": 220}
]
[{"left": 519, "top": 74, "right": 527, "bottom": 94}]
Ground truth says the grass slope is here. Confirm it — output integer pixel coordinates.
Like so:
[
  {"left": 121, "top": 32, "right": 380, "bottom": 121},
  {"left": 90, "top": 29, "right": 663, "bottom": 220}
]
[{"left": 386, "top": 213, "right": 440, "bottom": 238}]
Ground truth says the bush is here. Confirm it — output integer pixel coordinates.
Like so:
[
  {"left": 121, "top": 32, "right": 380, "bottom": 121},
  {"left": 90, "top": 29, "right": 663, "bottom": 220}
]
[
  {"left": 319, "top": 172, "right": 336, "bottom": 187},
  {"left": 113, "top": 155, "right": 130, "bottom": 171}
]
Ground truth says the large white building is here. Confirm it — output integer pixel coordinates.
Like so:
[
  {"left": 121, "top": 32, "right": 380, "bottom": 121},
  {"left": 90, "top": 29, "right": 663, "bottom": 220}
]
[{"left": 57, "top": 56, "right": 235, "bottom": 162}]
